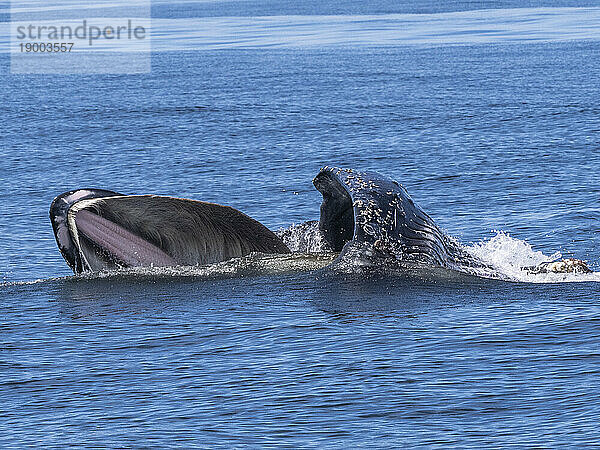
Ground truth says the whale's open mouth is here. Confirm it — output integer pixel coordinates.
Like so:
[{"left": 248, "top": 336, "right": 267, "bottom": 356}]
[
  {"left": 50, "top": 190, "right": 290, "bottom": 274},
  {"left": 48, "top": 167, "right": 596, "bottom": 280},
  {"left": 70, "top": 206, "right": 178, "bottom": 271},
  {"left": 50, "top": 190, "right": 176, "bottom": 273},
  {"left": 50, "top": 189, "right": 126, "bottom": 273}
]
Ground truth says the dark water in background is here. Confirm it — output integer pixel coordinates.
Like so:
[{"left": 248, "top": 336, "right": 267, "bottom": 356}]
[
  {"left": 2, "top": 1, "right": 600, "bottom": 447},
  {"left": 149, "top": 0, "right": 594, "bottom": 17}
]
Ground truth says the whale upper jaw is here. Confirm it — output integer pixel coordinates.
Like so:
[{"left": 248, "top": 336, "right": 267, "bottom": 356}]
[{"left": 313, "top": 166, "right": 470, "bottom": 267}]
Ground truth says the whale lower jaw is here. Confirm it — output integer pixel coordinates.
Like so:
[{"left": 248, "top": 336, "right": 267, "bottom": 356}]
[{"left": 50, "top": 191, "right": 290, "bottom": 274}]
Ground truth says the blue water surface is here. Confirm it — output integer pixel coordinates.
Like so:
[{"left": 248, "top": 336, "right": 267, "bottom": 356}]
[{"left": 1, "top": 0, "right": 600, "bottom": 447}]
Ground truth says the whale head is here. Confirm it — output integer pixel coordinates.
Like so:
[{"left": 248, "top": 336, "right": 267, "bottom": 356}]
[{"left": 313, "top": 167, "right": 460, "bottom": 266}]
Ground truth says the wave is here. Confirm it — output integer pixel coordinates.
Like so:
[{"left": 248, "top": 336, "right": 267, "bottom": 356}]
[
  {"left": 2, "top": 8, "right": 600, "bottom": 53},
  {"left": 279, "top": 223, "right": 600, "bottom": 283},
  {"left": 0, "top": 277, "right": 67, "bottom": 287},
  {"left": 148, "top": 8, "right": 600, "bottom": 50}
]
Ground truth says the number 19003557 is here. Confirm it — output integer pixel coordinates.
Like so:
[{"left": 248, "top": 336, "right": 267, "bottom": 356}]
[{"left": 20, "top": 42, "right": 74, "bottom": 52}]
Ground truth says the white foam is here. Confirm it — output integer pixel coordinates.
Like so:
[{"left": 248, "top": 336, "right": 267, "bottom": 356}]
[
  {"left": 66, "top": 252, "right": 337, "bottom": 281},
  {"left": 1, "top": 276, "right": 68, "bottom": 287},
  {"left": 3, "top": 228, "right": 596, "bottom": 285},
  {"left": 464, "top": 231, "right": 600, "bottom": 283}
]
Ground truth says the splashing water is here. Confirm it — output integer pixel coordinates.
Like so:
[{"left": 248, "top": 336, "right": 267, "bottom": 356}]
[
  {"left": 6, "top": 228, "right": 596, "bottom": 286},
  {"left": 464, "top": 231, "right": 600, "bottom": 283},
  {"left": 279, "top": 226, "right": 600, "bottom": 283},
  {"left": 277, "top": 221, "right": 330, "bottom": 253}
]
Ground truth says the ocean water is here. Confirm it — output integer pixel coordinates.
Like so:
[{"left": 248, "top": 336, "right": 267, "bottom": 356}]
[{"left": 1, "top": 1, "right": 600, "bottom": 447}]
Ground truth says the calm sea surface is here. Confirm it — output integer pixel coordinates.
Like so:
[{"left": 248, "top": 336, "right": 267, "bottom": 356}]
[{"left": 1, "top": 0, "right": 600, "bottom": 447}]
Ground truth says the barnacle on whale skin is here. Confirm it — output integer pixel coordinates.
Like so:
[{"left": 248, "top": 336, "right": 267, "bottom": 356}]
[{"left": 524, "top": 258, "right": 592, "bottom": 274}]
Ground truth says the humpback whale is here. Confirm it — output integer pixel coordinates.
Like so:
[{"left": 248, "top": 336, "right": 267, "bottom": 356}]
[{"left": 50, "top": 167, "right": 590, "bottom": 275}]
